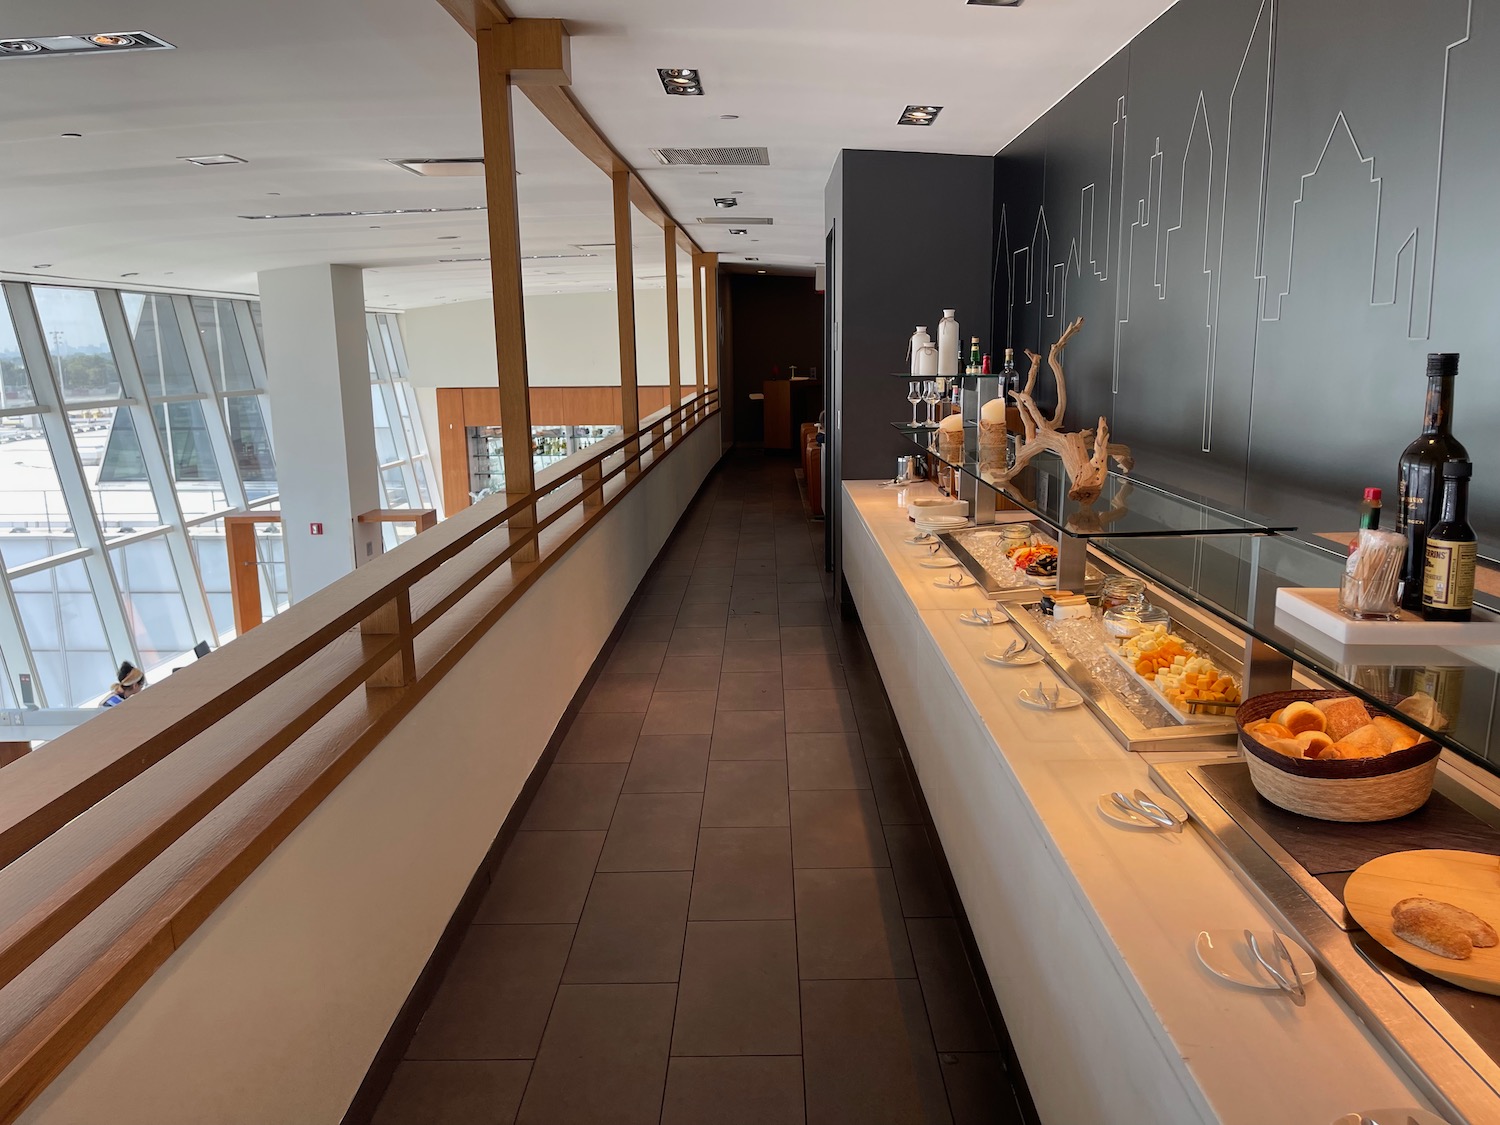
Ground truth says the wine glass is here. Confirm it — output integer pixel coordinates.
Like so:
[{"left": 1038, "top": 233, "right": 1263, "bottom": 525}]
[
  {"left": 908, "top": 381, "right": 922, "bottom": 426},
  {"left": 923, "top": 381, "right": 941, "bottom": 427}
]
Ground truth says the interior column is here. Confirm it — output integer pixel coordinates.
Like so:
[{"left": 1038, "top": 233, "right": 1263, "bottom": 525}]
[{"left": 258, "top": 263, "right": 382, "bottom": 601}]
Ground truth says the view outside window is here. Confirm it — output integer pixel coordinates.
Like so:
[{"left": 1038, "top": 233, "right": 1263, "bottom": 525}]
[{"left": 0, "top": 282, "right": 430, "bottom": 708}]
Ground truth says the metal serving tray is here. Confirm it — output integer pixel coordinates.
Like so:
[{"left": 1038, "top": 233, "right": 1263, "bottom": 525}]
[{"left": 939, "top": 529, "right": 1101, "bottom": 601}]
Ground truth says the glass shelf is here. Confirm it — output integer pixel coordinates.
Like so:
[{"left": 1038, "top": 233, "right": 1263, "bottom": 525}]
[{"left": 893, "top": 422, "right": 1296, "bottom": 540}]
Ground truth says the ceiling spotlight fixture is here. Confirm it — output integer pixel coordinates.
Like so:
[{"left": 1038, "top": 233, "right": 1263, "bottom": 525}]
[
  {"left": 967, "top": 0, "right": 1024, "bottom": 6},
  {"left": 719, "top": 114, "right": 739, "bottom": 121},
  {"left": 714, "top": 197, "right": 738, "bottom": 209},
  {"left": 728, "top": 228, "right": 748, "bottom": 236},
  {"left": 31, "top": 264, "right": 51, "bottom": 269},
  {"left": 0, "top": 31, "right": 173, "bottom": 60},
  {"left": 757, "top": 270, "right": 767, "bottom": 274},
  {"left": 744, "top": 257, "right": 760, "bottom": 261},
  {"left": 181, "top": 153, "right": 246, "bottom": 166},
  {"left": 60, "top": 132, "right": 82, "bottom": 138},
  {"left": 898, "top": 105, "right": 943, "bottom": 126},
  {"left": 120, "top": 272, "right": 138, "bottom": 278},
  {"left": 657, "top": 67, "right": 704, "bottom": 96},
  {"left": 388, "top": 158, "right": 485, "bottom": 177}
]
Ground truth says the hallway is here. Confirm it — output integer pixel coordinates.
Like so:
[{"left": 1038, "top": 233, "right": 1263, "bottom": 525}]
[{"left": 369, "top": 453, "right": 1029, "bottom": 1125}]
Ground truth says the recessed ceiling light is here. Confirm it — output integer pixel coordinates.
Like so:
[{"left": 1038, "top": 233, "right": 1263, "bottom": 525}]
[
  {"left": 32, "top": 264, "right": 51, "bottom": 269},
  {"left": 0, "top": 31, "right": 173, "bottom": 59},
  {"left": 719, "top": 114, "right": 739, "bottom": 121},
  {"left": 59, "top": 132, "right": 81, "bottom": 138},
  {"left": 757, "top": 270, "right": 767, "bottom": 274},
  {"left": 120, "top": 272, "right": 138, "bottom": 278},
  {"left": 387, "top": 158, "right": 485, "bottom": 177},
  {"left": 657, "top": 67, "right": 704, "bottom": 96},
  {"left": 181, "top": 153, "right": 246, "bottom": 166},
  {"left": 898, "top": 105, "right": 943, "bottom": 126},
  {"left": 714, "top": 197, "right": 738, "bottom": 209},
  {"left": 967, "top": 0, "right": 1023, "bottom": 6},
  {"left": 728, "top": 229, "right": 747, "bottom": 236},
  {"left": 437, "top": 235, "right": 460, "bottom": 240}
]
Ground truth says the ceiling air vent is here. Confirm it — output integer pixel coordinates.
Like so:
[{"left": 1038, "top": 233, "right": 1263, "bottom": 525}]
[
  {"left": 650, "top": 147, "right": 769, "bottom": 167},
  {"left": 695, "top": 216, "right": 773, "bottom": 226}
]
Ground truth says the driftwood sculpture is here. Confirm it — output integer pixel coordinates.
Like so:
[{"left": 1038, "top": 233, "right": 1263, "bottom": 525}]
[{"left": 993, "top": 317, "right": 1132, "bottom": 504}]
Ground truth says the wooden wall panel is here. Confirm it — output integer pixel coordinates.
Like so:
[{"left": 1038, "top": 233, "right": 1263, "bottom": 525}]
[{"left": 437, "top": 389, "right": 472, "bottom": 515}]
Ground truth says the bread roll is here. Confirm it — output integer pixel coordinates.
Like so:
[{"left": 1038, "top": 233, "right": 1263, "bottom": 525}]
[
  {"left": 1391, "top": 898, "right": 1498, "bottom": 959},
  {"left": 1269, "top": 708, "right": 1286, "bottom": 727},
  {"left": 1326, "top": 723, "right": 1389, "bottom": 759},
  {"left": 1372, "top": 715, "right": 1423, "bottom": 753},
  {"left": 1314, "top": 696, "right": 1372, "bottom": 741},
  {"left": 1267, "top": 737, "right": 1304, "bottom": 759},
  {"left": 1295, "top": 730, "right": 1334, "bottom": 758},
  {"left": 1281, "top": 701, "right": 1327, "bottom": 736},
  {"left": 1249, "top": 721, "right": 1294, "bottom": 745}
]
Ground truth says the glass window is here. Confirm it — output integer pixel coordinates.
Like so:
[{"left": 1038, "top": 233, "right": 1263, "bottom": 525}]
[
  {"left": 13, "top": 558, "right": 114, "bottom": 706},
  {"left": 249, "top": 301, "right": 263, "bottom": 350},
  {"left": 0, "top": 292, "right": 36, "bottom": 409},
  {"left": 122, "top": 293, "right": 196, "bottom": 397},
  {"left": 371, "top": 385, "right": 400, "bottom": 464},
  {"left": 153, "top": 401, "right": 228, "bottom": 516},
  {"left": 110, "top": 539, "right": 196, "bottom": 668},
  {"left": 193, "top": 297, "right": 256, "bottom": 392},
  {"left": 77, "top": 408, "right": 162, "bottom": 534},
  {"left": 33, "top": 287, "right": 124, "bottom": 403},
  {"left": 256, "top": 527, "right": 289, "bottom": 615},
  {"left": 224, "top": 395, "right": 276, "bottom": 499},
  {"left": 393, "top": 381, "right": 425, "bottom": 457},
  {"left": 0, "top": 414, "right": 76, "bottom": 566},
  {"left": 381, "top": 466, "right": 411, "bottom": 508},
  {"left": 378, "top": 315, "right": 405, "bottom": 376},
  {"left": 412, "top": 457, "right": 434, "bottom": 507},
  {"left": 189, "top": 521, "right": 233, "bottom": 640},
  {"left": 368, "top": 340, "right": 379, "bottom": 382}
]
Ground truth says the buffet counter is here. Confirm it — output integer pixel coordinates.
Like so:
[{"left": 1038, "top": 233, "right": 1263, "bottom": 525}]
[{"left": 841, "top": 479, "right": 1438, "bottom": 1125}]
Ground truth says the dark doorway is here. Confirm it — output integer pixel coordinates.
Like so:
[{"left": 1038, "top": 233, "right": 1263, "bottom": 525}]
[{"left": 722, "top": 272, "right": 824, "bottom": 448}]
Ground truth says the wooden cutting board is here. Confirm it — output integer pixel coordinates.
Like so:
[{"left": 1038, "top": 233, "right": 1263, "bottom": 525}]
[{"left": 1345, "top": 849, "right": 1500, "bottom": 995}]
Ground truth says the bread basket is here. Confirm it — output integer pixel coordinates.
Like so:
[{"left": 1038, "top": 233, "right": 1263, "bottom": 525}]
[{"left": 1235, "top": 690, "right": 1441, "bottom": 822}]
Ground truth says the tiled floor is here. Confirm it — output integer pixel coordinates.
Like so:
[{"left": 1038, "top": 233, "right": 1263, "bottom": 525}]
[{"left": 370, "top": 453, "right": 1029, "bottom": 1125}]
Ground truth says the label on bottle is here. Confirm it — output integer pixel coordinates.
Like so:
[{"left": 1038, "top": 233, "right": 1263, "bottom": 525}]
[{"left": 1422, "top": 537, "right": 1477, "bottom": 611}]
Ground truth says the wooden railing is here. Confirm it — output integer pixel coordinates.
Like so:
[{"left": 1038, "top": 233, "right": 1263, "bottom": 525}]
[{"left": 0, "top": 388, "right": 719, "bottom": 1123}]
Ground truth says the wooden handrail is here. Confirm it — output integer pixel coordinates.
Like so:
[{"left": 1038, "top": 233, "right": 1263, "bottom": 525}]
[{"left": 0, "top": 387, "right": 718, "bottom": 1123}]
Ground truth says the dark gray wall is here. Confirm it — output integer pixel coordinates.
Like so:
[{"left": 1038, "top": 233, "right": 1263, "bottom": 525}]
[
  {"left": 825, "top": 149, "right": 995, "bottom": 583},
  {"left": 996, "top": 0, "right": 1500, "bottom": 550}
]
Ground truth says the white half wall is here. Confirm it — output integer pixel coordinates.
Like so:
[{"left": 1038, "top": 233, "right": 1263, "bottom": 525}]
[
  {"left": 20, "top": 423, "right": 724, "bottom": 1125},
  {"left": 402, "top": 287, "right": 698, "bottom": 390}
]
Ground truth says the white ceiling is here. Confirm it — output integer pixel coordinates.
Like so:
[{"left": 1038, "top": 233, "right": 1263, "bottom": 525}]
[{"left": 0, "top": 0, "right": 1178, "bottom": 310}]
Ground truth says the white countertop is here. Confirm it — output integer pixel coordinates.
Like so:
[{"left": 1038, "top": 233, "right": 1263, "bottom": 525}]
[{"left": 843, "top": 480, "right": 1435, "bottom": 1125}]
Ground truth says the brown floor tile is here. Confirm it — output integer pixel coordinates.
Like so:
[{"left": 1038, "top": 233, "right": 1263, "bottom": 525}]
[
  {"left": 783, "top": 652, "right": 846, "bottom": 691},
  {"left": 564, "top": 871, "right": 692, "bottom": 983},
  {"left": 906, "top": 918, "right": 999, "bottom": 1052},
  {"left": 780, "top": 625, "right": 839, "bottom": 653},
  {"left": 521, "top": 764, "right": 626, "bottom": 831},
  {"left": 790, "top": 789, "right": 889, "bottom": 868},
  {"left": 801, "top": 979, "right": 951, "bottom": 1125},
  {"left": 660, "top": 1057, "right": 805, "bottom": 1125},
  {"left": 656, "top": 656, "right": 724, "bottom": 692},
  {"left": 690, "top": 566, "right": 735, "bottom": 586},
  {"left": 606, "top": 641, "right": 669, "bottom": 675},
  {"left": 672, "top": 920, "right": 801, "bottom": 1055},
  {"left": 722, "top": 638, "right": 783, "bottom": 673},
  {"left": 518, "top": 983, "right": 676, "bottom": 1125},
  {"left": 682, "top": 583, "right": 732, "bottom": 606},
  {"left": 702, "top": 760, "right": 790, "bottom": 827},
  {"left": 711, "top": 710, "right": 788, "bottom": 760},
  {"left": 787, "top": 732, "right": 872, "bottom": 791},
  {"left": 475, "top": 830, "right": 606, "bottom": 924},
  {"left": 667, "top": 626, "right": 727, "bottom": 657},
  {"left": 716, "top": 671, "right": 784, "bottom": 711},
  {"left": 883, "top": 825, "right": 954, "bottom": 918},
  {"left": 581, "top": 674, "right": 658, "bottom": 714},
  {"left": 777, "top": 565, "right": 822, "bottom": 585},
  {"left": 622, "top": 615, "right": 677, "bottom": 644},
  {"left": 598, "top": 792, "right": 703, "bottom": 871},
  {"left": 729, "top": 592, "right": 779, "bottom": 616},
  {"left": 731, "top": 573, "right": 778, "bottom": 593},
  {"left": 689, "top": 826, "right": 794, "bottom": 921},
  {"left": 734, "top": 558, "right": 777, "bottom": 576},
  {"left": 624, "top": 735, "right": 711, "bottom": 793},
  {"left": 372, "top": 1060, "right": 530, "bottom": 1125},
  {"left": 726, "top": 616, "right": 783, "bottom": 642},
  {"left": 857, "top": 720, "right": 903, "bottom": 760},
  {"left": 795, "top": 867, "right": 914, "bottom": 979},
  {"left": 736, "top": 540, "right": 776, "bottom": 560},
  {"left": 777, "top": 581, "right": 827, "bottom": 604},
  {"left": 677, "top": 601, "right": 730, "bottom": 629},
  {"left": 778, "top": 600, "right": 832, "bottom": 628},
  {"left": 940, "top": 1053, "right": 1022, "bottom": 1125},
  {"left": 869, "top": 759, "right": 924, "bottom": 825},
  {"left": 642, "top": 690, "right": 719, "bottom": 736},
  {"left": 635, "top": 592, "right": 685, "bottom": 616},
  {"left": 785, "top": 689, "right": 858, "bottom": 733},
  {"left": 644, "top": 573, "right": 690, "bottom": 596},
  {"left": 407, "top": 924, "right": 574, "bottom": 1059},
  {"left": 556, "top": 712, "right": 644, "bottom": 764}
]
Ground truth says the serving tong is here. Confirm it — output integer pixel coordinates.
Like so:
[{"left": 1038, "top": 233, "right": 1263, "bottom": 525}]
[
  {"left": 998, "top": 638, "right": 1029, "bottom": 660},
  {"left": 1108, "top": 789, "right": 1184, "bottom": 832},
  {"left": 1244, "top": 927, "right": 1307, "bottom": 1006},
  {"left": 1027, "top": 680, "right": 1062, "bottom": 709}
]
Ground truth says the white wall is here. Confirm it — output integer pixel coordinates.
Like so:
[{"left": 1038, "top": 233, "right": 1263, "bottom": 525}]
[
  {"left": 20, "top": 422, "right": 723, "bottom": 1125},
  {"left": 403, "top": 286, "right": 698, "bottom": 390}
]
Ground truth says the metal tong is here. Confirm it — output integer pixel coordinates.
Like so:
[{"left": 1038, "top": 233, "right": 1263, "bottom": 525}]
[
  {"left": 1108, "top": 790, "right": 1183, "bottom": 832},
  {"left": 998, "top": 638, "right": 1028, "bottom": 661},
  {"left": 1244, "top": 928, "right": 1307, "bottom": 1006},
  {"left": 1030, "top": 681, "right": 1060, "bottom": 709}
]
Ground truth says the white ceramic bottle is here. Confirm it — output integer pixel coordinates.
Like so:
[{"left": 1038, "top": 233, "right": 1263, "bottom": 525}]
[
  {"left": 916, "top": 341, "right": 938, "bottom": 377},
  {"left": 908, "top": 326, "right": 931, "bottom": 376},
  {"left": 937, "top": 309, "right": 959, "bottom": 377}
]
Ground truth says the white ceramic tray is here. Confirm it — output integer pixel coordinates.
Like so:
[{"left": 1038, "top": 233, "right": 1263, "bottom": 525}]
[{"left": 1275, "top": 587, "right": 1500, "bottom": 646}]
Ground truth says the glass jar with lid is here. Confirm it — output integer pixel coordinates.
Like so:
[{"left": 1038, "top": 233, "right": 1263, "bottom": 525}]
[
  {"left": 999, "top": 523, "right": 1033, "bottom": 553},
  {"left": 1099, "top": 575, "right": 1147, "bottom": 611},
  {"left": 1102, "top": 594, "right": 1170, "bottom": 638}
]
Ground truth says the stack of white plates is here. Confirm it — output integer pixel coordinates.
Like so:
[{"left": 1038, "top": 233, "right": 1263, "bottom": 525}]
[{"left": 913, "top": 514, "right": 971, "bottom": 533}]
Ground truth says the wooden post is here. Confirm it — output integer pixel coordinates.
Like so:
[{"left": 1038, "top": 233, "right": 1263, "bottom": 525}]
[
  {"left": 691, "top": 253, "right": 707, "bottom": 400},
  {"left": 664, "top": 223, "right": 682, "bottom": 435},
  {"left": 360, "top": 591, "right": 415, "bottom": 689},
  {"left": 477, "top": 23, "right": 540, "bottom": 560},
  {"left": 225, "top": 513, "right": 281, "bottom": 635},
  {"left": 702, "top": 252, "right": 720, "bottom": 391},
  {"left": 613, "top": 169, "right": 641, "bottom": 473}
]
